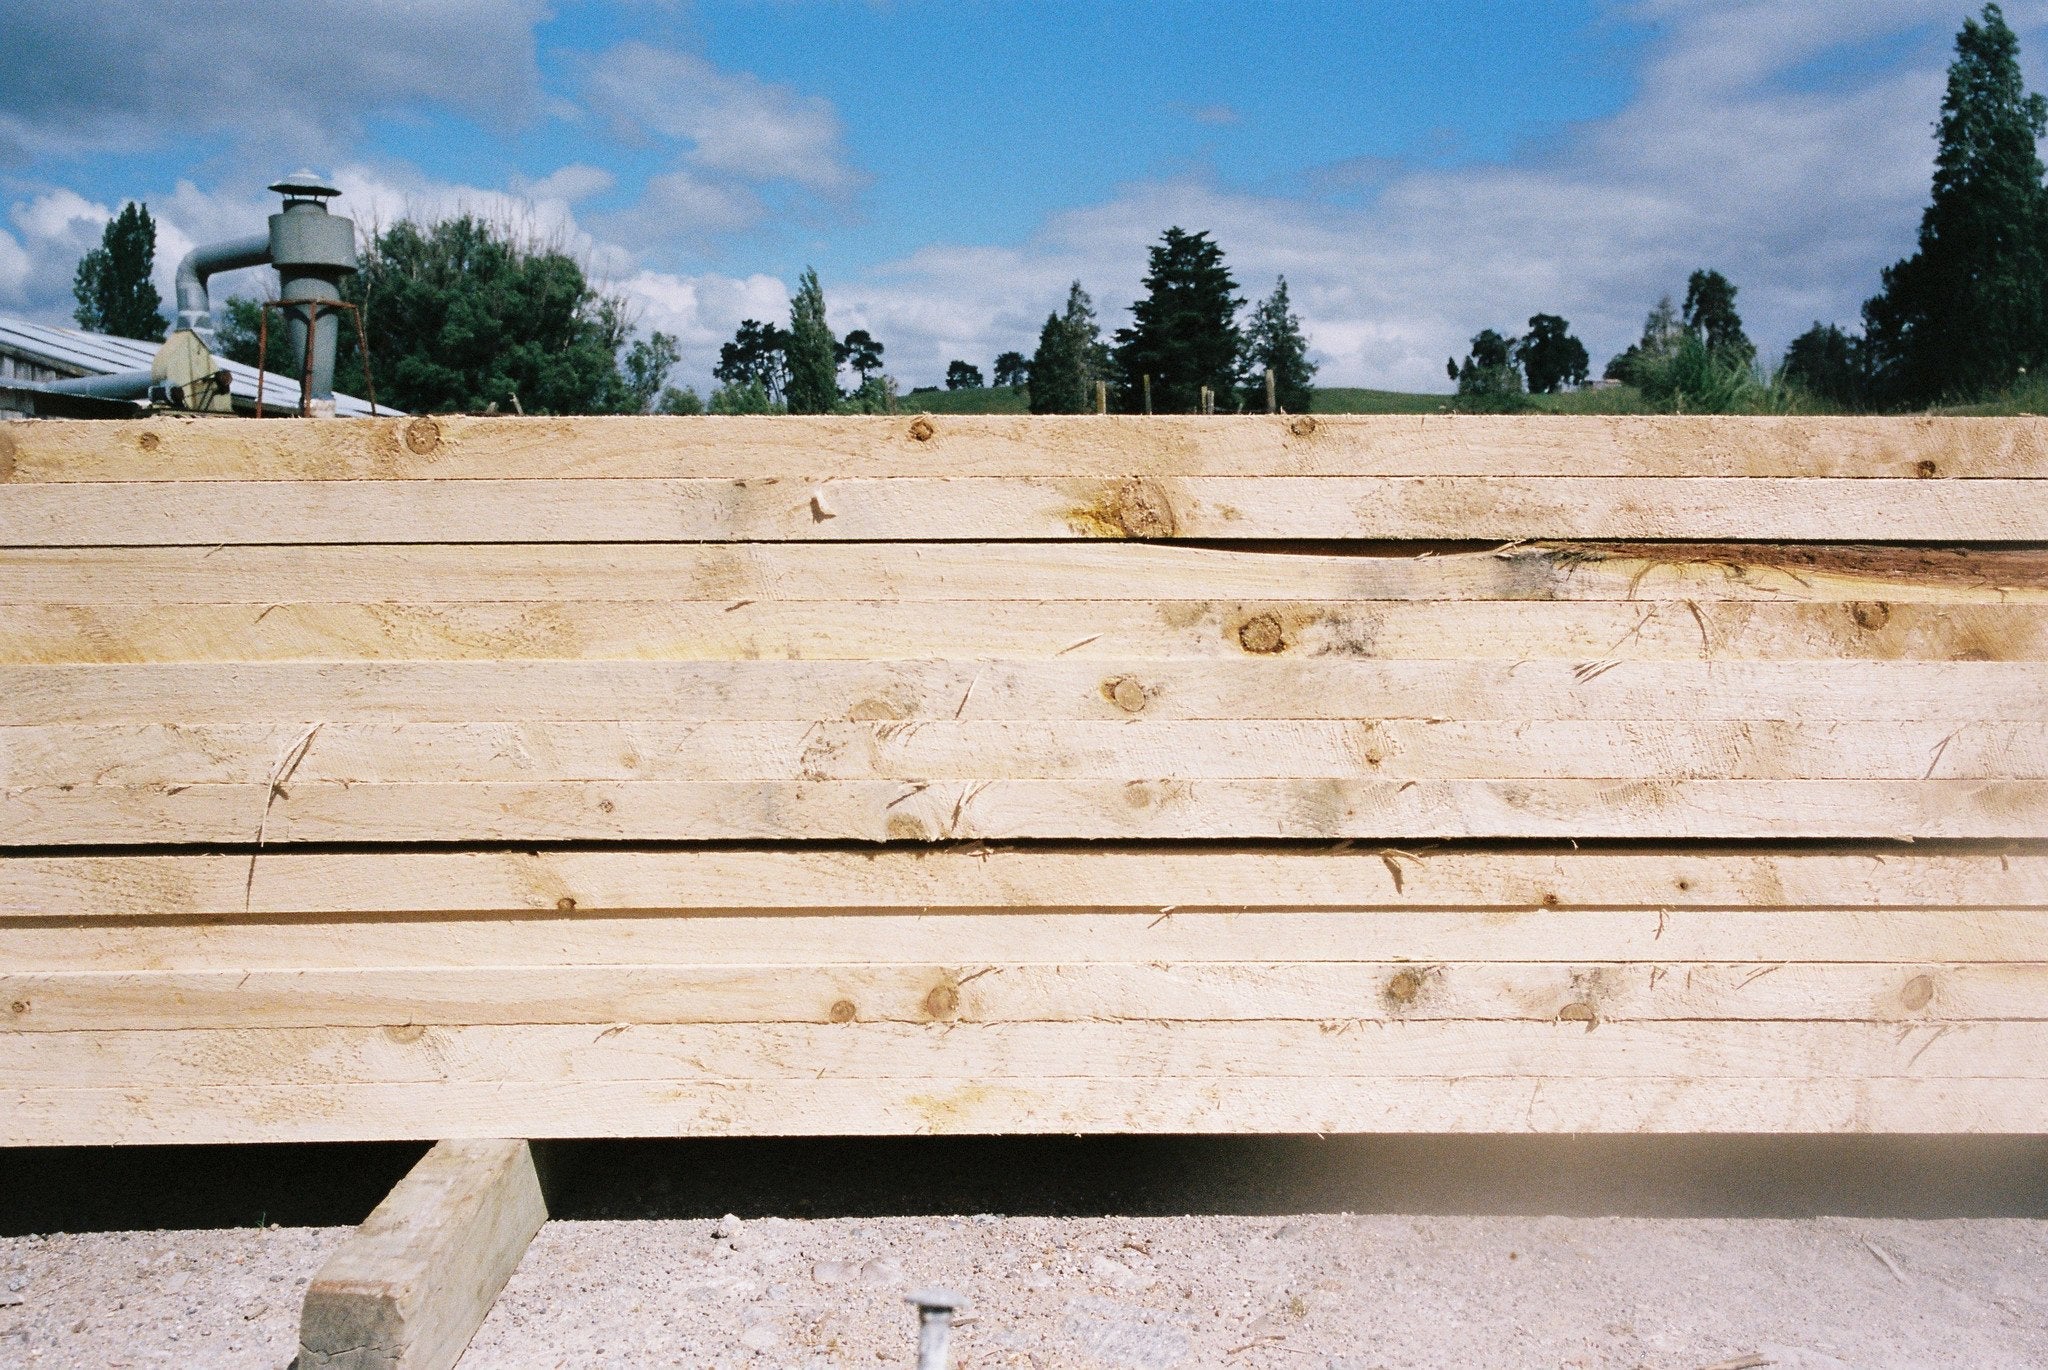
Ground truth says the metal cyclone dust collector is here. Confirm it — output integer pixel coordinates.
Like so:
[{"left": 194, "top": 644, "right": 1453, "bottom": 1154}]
[{"left": 174, "top": 170, "right": 359, "bottom": 415}]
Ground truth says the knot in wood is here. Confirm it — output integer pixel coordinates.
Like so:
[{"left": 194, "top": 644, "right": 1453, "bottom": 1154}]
[
  {"left": 1288, "top": 416, "right": 1318, "bottom": 438},
  {"left": 907, "top": 417, "right": 936, "bottom": 442},
  {"left": 403, "top": 417, "right": 443, "bottom": 456},
  {"left": 1848, "top": 600, "right": 1891, "bottom": 631},
  {"left": 137, "top": 431, "right": 161, "bottom": 452},
  {"left": 8, "top": 1000, "right": 27, "bottom": 1016},
  {"left": 1105, "top": 480, "right": 1175, "bottom": 538},
  {"left": 1103, "top": 675, "right": 1149, "bottom": 713},
  {"left": 1382, "top": 970, "right": 1423, "bottom": 1008},
  {"left": 555, "top": 896, "right": 577, "bottom": 911},
  {"left": 1900, "top": 974, "right": 1935, "bottom": 1012},
  {"left": 923, "top": 983, "right": 960, "bottom": 1019},
  {"left": 1915, "top": 459, "right": 1938, "bottom": 478},
  {"left": 1236, "top": 612, "right": 1288, "bottom": 654},
  {"left": 829, "top": 998, "right": 858, "bottom": 1023}
]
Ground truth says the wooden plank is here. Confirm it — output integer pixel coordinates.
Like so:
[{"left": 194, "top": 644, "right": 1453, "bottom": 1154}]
[
  {"left": 7, "top": 848, "right": 2039, "bottom": 917},
  {"left": 8, "top": 1020, "right": 2040, "bottom": 1088},
  {"left": 11, "top": 777, "right": 2045, "bottom": 844},
  {"left": 297, "top": 1139, "right": 545, "bottom": 1370},
  {"left": 12, "top": 1076, "right": 2042, "bottom": 1143},
  {"left": 5, "top": 544, "right": 2038, "bottom": 606},
  {"left": 9, "top": 961, "right": 2042, "bottom": 1030},
  {"left": 9, "top": 475, "right": 2047, "bottom": 544},
  {"left": 12, "top": 414, "right": 2048, "bottom": 481},
  {"left": 9, "top": 660, "right": 2041, "bottom": 725},
  {"left": 7, "top": 599, "right": 2044, "bottom": 663},
  {"left": 13, "top": 908, "right": 2048, "bottom": 972},
  {"left": 9, "top": 721, "right": 2043, "bottom": 784}
]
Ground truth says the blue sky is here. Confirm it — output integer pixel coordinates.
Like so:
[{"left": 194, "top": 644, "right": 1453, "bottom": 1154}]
[{"left": 1, "top": 1, "right": 2040, "bottom": 393}]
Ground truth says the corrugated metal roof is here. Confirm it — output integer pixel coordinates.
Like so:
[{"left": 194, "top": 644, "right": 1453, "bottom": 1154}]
[{"left": 0, "top": 313, "right": 391, "bottom": 417}]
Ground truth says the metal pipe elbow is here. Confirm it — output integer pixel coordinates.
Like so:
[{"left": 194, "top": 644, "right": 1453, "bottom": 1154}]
[{"left": 172, "top": 234, "right": 272, "bottom": 343}]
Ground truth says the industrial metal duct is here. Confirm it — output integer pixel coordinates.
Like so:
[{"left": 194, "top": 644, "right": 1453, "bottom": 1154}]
[{"left": 171, "top": 170, "right": 360, "bottom": 415}]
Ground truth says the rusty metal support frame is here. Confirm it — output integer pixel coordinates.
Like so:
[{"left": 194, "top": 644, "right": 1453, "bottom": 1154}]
[{"left": 254, "top": 298, "right": 376, "bottom": 418}]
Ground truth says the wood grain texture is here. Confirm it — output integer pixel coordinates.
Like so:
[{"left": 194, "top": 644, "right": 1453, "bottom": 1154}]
[
  {"left": 6, "top": 415, "right": 2046, "bottom": 1142},
  {"left": 15, "top": 908, "right": 2048, "bottom": 973},
  {"left": 7, "top": 599, "right": 2044, "bottom": 663},
  {"left": 298, "top": 1139, "right": 545, "bottom": 1370},
  {"left": 10, "top": 1020, "right": 2038, "bottom": 1088},
  {"left": 12, "top": 720, "right": 2042, "bottom": 783},
  {"left": 9, "top": 960, "right": 2039, "bottom": 1030},
  {"left": 12, "top": 414, "right": 2048, "bottom": 481},
  {"left": 8, "top": 848, "right": 2039, "bottom": 916},
  {"left": 10, "top": 660, "right": 2041, "bottom": 725},
  {"left": 10, "top": 778, "right": 2044, "bottom": 843},
  {"left": 6, "top": 544, "right": 2039, "bottom": 606},
  {"left": 8, "top": 475, "right": 2046, "bottom": 544}
]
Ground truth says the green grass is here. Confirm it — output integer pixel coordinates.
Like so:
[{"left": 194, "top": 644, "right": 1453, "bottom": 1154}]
[
  {"left": 897, "top": 385, "right": 1030, "bottom": 414},
  {"left": 889, "top": 381, "right": 1879, "bottom": 417}
]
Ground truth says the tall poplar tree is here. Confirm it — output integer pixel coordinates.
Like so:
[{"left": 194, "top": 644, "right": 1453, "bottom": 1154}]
[
  {"left": 1239, "top": 276, "right": 1317, "bottom": 412},
  {"left": 72, "top": 201, "right": 166, "bottom": 341},
  {"left": 1112, "top": 228, "right": 1241, "bottom": 413},
  {"left": 1863, "top": 3, "right": 2048, "bottom": 404},
  {"left": 784, "top": 266, "right": 839, "bottom": 415}
]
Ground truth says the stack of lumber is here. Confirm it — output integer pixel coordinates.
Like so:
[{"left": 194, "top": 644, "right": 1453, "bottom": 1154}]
[{"left": 2, "top": 414, "right": 2043, "bottom": 1142}]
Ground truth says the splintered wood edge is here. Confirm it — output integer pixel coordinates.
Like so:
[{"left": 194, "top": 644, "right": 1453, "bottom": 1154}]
[{"left": 297, "top": 1138, "right": 545, "bottom": 1370}]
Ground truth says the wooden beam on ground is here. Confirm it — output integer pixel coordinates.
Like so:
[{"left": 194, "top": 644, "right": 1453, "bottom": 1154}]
[{"left": 296, "top": 1138, "right": 545, "bottom": 1370}]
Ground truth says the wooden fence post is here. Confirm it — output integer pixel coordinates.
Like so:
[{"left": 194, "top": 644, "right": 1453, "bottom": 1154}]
[{"left": 1265, "top": 367, "right": 1277, "bottom": 414}]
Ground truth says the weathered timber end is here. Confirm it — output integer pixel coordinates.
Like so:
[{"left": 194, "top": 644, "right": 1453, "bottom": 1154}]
[{"left": 2, "top": 413, "right": 2044, "bottom": 1142}]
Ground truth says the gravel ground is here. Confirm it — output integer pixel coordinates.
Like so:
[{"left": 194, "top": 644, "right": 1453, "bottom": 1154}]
[{"left": 5, "top": 1213, "right": 2045, "bottom": 1369}]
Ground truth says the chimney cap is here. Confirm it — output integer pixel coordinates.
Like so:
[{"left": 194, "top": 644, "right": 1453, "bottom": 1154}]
[{"left": 269, "top": 170, "right": 340, "bottom": 200}]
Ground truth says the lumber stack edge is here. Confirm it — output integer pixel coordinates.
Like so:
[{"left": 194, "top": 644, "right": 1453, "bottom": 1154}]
[{"left": 3, "top": 415, "right": 2044, "bottom": 1142}]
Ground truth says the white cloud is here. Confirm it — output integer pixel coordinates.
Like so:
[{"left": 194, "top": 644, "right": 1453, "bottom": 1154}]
[
  {"left": 513, "top": 165, "right": 617, "bottom": 204},
  {"left": 830, "top": 0, "right": 1998, "bottom": 390},
  {"left": 584, "top": 42, "right": 860, "bottom": 194},
  {"left": 0, "top": 0, "right": 547, "bottom": 165}
]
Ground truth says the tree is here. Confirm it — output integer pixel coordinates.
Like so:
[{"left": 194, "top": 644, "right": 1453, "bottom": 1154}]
[
  {"left": 1450, "top": 328, "right": 1525, "bottom": 408},
  {"left": 1239, "top": 276, "right": 1317, "bottom": 412},
  {"left": 838, "top": 328, "right": 884, "bottom": 386},
  {"left": 1864, "top": 4, "right": 2048, "bottom": 405},
  {"left": 1682, "top": 269, "right": 1754, "bottom": 365},
  {"left": 72, "top": 201, "right": 165, "bottom": 341},
  {"left": 709, "top": 380, "right": 783, "bottom": 415},
  {"left": 1028, "top": 281, "right": 1110, "bottom": 414},
  {"left": 1605, "top": 295, "right": 1682, "bottom": 383},
  {"left": 784, "top": 267, "right": 838, "bottom": 415},
  {"left": 1513, "top": 314, "right": 1589, "bottom": 394},
  {"left": 946, "top": 359, "right": 985, "bottom": 389},
  {"left": 1782, "top": 323, "right": 1868, "bottom": 407},
  {"left": 657, "top": 385, "right": 705, "bottom": 415},
  {"left": 1112, "top": 227, "right": 1242, "bottom": 413},
  {"left": 620, "top": 331, "right": 681, "bottom": 413},
  {"left": 991, "top": 351, "right": 1029, "bottom": 388},
  {"left": 714, "top": 319, "right": 791, "bottom": 402},
  {"left": 313, "top": 215, "right": 635, "bottom": 414}
]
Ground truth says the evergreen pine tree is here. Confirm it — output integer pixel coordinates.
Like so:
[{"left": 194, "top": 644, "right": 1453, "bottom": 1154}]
[
  {"left": 784, "top": 267, "right": 839, "bottom": 415},
  {"left": 1027, "top": 281, "right": 1109, "bottom": 414},
  {"left": 72, "top": 201, "right": 166, "bottom": 341},
  {"left": 1239, "top": 276, "right": 1317, "bottom": 412},
  {"left": 1112, "top": 228, "right": 1242, "bottom": 413},
  {"left": 1863, "top": 3, "right": 2048, "bottom": 404},
  {"left": 1027, "top": 310, "right": 1082, "bottom": 413}
]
